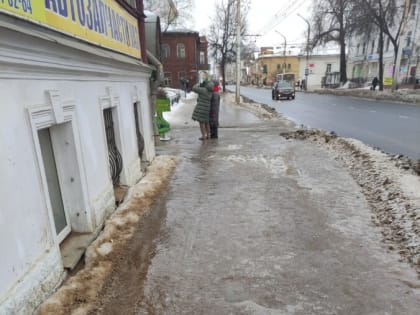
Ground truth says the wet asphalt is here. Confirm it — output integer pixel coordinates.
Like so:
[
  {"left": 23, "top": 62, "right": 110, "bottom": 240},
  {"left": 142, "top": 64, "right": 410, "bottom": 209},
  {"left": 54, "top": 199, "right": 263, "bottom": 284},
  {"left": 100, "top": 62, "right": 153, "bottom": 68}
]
[{"left": 137, "top": 94, "right": 420, "bottom": 314}]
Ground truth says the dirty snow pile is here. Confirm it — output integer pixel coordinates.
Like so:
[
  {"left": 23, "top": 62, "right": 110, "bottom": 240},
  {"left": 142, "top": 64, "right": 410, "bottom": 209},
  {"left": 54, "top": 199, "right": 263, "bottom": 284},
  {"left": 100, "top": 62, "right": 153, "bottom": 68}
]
[
  {"left": 315, "top": 87, "right": 420, "bottom": 104},
  {"left": 280, "top": 129, "right": 420, "bottom": 275},
  {"left": 36, "top": 155, "right": 178, "bottom": 315}
]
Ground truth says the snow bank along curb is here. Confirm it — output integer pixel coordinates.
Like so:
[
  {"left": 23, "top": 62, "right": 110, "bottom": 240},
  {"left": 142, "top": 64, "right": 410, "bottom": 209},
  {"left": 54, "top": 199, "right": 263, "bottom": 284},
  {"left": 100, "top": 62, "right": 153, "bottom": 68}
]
[
  {"left": 224, "top": 92, "right": 295, "bottom": 128},
  {"left": 280, "top": 130, "right": 420, "bottom": 275},
  {"left": 314, "top": 88, "right": 420, "bottom": 104},
  {"left": 36, "top": 155, "right": 178, "bottom": 315}
]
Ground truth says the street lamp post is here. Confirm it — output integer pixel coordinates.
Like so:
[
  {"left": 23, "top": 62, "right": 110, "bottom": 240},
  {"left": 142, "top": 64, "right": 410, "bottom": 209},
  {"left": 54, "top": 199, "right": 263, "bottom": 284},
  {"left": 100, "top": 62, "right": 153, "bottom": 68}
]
[
  {"left": 414, "top": 54, "right": 420, "bottom": 89},
  {"left": 235, "top": 0, "right": 241, "bottom": 104},
  {"left": 275, "top": 31, "right": 287, "bottom": 74},
  {"left": 297, "top": 13, "right": 310, "bottom": 91}
]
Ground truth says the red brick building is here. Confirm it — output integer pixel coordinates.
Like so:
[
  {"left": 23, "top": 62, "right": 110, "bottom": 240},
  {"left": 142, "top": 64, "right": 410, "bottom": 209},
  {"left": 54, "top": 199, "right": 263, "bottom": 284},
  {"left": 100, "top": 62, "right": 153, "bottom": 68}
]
[{"left": 161, "top": 30, "right": 209, "bottom": 89}]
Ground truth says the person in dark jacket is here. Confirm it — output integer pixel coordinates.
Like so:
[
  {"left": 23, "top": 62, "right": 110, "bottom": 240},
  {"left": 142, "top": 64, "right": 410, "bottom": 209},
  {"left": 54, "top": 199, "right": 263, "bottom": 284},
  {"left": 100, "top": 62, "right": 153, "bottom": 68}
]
[
  {"left": 209, "top": 82, "right": 220, "bottom": 139},
  {"left": 372, "top": 76, "right": 379, "bottom": 90},
  {"left": 192, "top": 80, "right": 213, "bottom": 140}
]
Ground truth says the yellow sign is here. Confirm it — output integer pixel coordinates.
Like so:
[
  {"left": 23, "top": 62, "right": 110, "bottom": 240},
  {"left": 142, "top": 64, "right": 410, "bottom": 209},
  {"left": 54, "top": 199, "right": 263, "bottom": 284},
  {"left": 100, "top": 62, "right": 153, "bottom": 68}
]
[
  {"left": 0, "top": 0, "right": 141, "bottom": 59},
  {"left": 383, "top": 77, "right": 393, "bottom": 86}
]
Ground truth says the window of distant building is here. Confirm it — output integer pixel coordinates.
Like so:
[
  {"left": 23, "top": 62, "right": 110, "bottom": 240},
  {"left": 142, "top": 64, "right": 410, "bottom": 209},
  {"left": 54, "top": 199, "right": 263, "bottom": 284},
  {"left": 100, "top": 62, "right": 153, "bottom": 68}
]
[
  {"left": 177, "top": 43, "right": 186, "bottom": 58},
  {"left": 162, "top": 44, "right": 170, "bottom": 59},
  {"left": 410, "top": 0, "right": 416, "bottom": 18},
  {"left": 200, "top": 51, "right": 205, "bottom": 64},
  {"left": 356, "top": 43, "right": 360, "bottom": 55},
  {"left": 287, "top": 64, "right": 291, "bottom": 70},
  {"left": 326, "top": 64, "right": 331, "bottom": 73},
  {"left": 362, "top": 42, "right": 366, "bottom": 54},
  {"left": 386, "top": 37, "right": 390, "bottom": 51},
  {"left": 406, "top": 31, "right": 412, "bottom": 47},
  {"left": 164, "top": 72, "right": 172, "bottom": 86},
  {"left": 277, "top": 64, "right": 281, "bottom": 71},
  {"left": 178, "top": 71, "right": 186, "bottom": 81},
  {"left": 371, "top": 40, "right": 375, "bottom": 54}
]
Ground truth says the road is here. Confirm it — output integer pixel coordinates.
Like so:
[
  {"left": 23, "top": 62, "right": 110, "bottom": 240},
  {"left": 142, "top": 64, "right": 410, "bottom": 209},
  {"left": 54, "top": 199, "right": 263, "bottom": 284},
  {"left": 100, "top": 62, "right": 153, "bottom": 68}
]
[{"left": 230, "top": 85, "right": 420, "bottom": 159}]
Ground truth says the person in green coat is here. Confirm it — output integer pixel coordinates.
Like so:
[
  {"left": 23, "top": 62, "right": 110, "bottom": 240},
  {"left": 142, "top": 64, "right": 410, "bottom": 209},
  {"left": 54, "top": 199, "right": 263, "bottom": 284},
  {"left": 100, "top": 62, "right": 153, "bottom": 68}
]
[{"left": 192, "top": 80, "right": 214, "bottom": 140}]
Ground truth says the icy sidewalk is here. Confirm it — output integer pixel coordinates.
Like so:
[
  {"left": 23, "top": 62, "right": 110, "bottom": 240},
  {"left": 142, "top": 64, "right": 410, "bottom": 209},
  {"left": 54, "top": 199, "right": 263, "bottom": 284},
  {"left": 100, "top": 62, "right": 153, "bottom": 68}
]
[{"left": 36, "top": 91, "right": 420, "bottom": 314}]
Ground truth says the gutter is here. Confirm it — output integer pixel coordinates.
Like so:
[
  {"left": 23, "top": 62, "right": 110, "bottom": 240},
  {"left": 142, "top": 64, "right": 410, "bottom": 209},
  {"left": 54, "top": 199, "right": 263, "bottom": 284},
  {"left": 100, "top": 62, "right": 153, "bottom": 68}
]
[{"left": 146, "top": 49, "right": 164, "bottom": 140}]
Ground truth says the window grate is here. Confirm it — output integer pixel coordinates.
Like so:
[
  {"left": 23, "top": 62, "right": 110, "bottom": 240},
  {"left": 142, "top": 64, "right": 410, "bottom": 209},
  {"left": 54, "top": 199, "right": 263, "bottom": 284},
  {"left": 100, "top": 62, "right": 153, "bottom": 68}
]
[{"left": 103, "top": 108, "right": 123, "bottom": 186}]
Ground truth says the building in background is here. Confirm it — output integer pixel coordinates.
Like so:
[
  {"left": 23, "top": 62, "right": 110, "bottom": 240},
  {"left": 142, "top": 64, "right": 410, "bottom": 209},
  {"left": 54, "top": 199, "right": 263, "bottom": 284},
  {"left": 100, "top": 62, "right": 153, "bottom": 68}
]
[
  {"left": 347, "top": 0, "right": 419, "bottom": 87},
  {"left": 249, "top": 45, "right": 340, "bottom": 89},
  {"left": 0, "top": 1, "right": 157, "bottom": 313},
  {"left": 255, "top": 48, "right": 300, "bottom": 86},
  {"left": 298, "top": 53, "right": 341, "bottom": 89},
  {"left": 161, "top": 30, "right": 209, "bottom": 89}
]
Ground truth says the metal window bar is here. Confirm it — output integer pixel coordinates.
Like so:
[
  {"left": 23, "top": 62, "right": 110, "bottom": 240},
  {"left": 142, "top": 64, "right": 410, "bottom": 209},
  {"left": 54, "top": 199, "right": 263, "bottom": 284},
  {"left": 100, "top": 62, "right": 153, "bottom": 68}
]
[{"left": 103, "top": 108, "right": 123, "bottom": 186}]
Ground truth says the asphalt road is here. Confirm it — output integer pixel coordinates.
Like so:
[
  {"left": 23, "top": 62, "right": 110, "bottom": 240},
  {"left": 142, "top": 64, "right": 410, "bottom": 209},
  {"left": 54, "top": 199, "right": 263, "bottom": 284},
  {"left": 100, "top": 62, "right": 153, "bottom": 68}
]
[{"left": 230, "top": 85, "right": 420, "bottom": 159}]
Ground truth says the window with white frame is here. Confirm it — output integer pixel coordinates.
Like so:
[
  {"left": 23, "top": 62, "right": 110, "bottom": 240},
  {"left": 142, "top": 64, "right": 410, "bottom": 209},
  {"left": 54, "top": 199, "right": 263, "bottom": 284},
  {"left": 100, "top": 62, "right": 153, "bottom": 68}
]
[
  {"left": 162, "top": 44, "right": 170, "bottom": 59},
  {"left": 164, "top": 72, "right": 172, "bottom": 86},
  {"left": 200, "top": 51, "right": 205, "bottom": 64},
  {"left": 177, "top": 43, "right": 186, "bottom": 58}
]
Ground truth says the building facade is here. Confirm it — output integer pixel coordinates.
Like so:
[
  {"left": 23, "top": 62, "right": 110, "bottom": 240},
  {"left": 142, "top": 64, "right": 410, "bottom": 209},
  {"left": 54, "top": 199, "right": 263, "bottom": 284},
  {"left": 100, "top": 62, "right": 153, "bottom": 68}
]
[
  {"left": 347, "top": 0, "right": 420, "bottom": 87},
  {"left": 0, "top": 1, "right": 157, "bottom": 313},
  {"left": 161, "top": 30, "right": 209, "bottom": 89},
  {"left": 252, "top": 47, "right": 340, "bottom": 89},
  {"left": 255, "top": 52, "right": 301, "bottom": 86},
  {"left": 298, "top": 54, "right": 341, "bottom": 89}
]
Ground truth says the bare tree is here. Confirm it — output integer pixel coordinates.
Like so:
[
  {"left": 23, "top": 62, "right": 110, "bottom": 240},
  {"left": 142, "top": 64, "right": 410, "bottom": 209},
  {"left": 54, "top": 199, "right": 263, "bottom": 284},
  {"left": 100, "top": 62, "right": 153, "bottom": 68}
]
[
  {"left": 311, "top": 0, "right": 360, "bottom": 84},
  {"left": 355, "top": 0, "right": 411, "bottom": 90},
  {"left": 206, "top": 0, "right": 250, "bottom": 92},
  {"left": 144, "top": 0, "right": 193, "bottom": 32}
]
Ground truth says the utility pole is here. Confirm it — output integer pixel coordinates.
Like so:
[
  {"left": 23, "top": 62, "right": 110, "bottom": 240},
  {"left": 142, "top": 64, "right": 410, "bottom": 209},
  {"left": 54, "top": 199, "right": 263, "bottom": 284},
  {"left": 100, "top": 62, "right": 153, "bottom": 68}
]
[
  {"left": 235, "top": 0, "right": 241, "bottom": 104},
  {"left": 392, "top": 0, "right": 411, "bottom": 91},
  {"left": 297, "top": 13, "right": 310, "bottom": 91},
  {"left": 275, "top": 31, "right": 287, "bottom": 74}
]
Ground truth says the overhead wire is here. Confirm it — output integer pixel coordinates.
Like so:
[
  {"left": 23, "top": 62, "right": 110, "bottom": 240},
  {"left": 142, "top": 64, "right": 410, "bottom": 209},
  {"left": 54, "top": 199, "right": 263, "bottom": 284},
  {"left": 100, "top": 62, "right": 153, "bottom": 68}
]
[{"left": 256, "top": 0, "right": 307, "bottom": 37}]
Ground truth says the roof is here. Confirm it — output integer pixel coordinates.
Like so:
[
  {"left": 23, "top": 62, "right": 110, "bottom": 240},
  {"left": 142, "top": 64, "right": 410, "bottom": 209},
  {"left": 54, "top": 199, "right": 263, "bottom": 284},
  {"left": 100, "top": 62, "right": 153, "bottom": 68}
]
[{"left": 164, "top": 28, "right": 199, "bottom": 35}]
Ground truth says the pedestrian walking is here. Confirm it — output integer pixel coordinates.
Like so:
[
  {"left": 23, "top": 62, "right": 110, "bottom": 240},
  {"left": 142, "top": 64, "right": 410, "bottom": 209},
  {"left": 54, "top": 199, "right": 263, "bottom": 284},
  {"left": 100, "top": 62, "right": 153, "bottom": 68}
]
[
  {"left": 209, "top": 81, "right": 220, "bottom": 139},
  {"left": 192, "top": 80, "right": 213, "bottom": 140},
  {"left": 181, "top": 79, "right": 187, "bottom": 97},
  {"left": 371, "top": 77, "right": 379, "bottom": 90}
]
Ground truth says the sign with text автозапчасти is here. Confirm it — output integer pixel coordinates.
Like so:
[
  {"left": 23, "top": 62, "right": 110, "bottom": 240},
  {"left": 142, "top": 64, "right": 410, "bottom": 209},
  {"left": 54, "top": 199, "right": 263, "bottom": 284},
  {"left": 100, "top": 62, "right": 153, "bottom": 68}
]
[{"left": 0, "top": 0, "right": 141, "bottom": 59}]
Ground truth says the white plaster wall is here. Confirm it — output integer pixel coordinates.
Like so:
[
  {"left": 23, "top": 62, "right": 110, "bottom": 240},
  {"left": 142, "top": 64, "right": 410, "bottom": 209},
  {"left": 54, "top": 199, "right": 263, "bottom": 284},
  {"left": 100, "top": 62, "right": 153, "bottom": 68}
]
[
  {"left": 0, "top": 81, "right": 56, "bottom": 300},
  {"left": 0, "top": 20, "right": 154, "bottom": 314},
  {"left": 299, "top": 55, "right": 340, "bottom": 89},
  {"left": 137, "top": 81, "right": 156, "bottom": 162}
]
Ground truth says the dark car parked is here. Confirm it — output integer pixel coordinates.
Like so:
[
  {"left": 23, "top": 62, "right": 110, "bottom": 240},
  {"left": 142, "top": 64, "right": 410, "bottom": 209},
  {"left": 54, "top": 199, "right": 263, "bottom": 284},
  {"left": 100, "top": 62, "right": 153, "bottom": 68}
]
[{"left": 272, "top": 80, "right": 295, "bottom": 100}]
